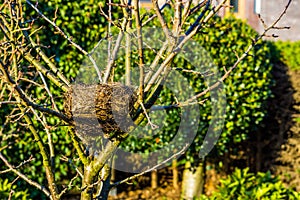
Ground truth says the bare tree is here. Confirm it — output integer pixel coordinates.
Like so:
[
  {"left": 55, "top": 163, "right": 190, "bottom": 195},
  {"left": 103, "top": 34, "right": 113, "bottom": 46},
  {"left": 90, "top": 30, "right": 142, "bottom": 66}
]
[{"left": 0, "top": 0, "right": 291, "bottom": 199}]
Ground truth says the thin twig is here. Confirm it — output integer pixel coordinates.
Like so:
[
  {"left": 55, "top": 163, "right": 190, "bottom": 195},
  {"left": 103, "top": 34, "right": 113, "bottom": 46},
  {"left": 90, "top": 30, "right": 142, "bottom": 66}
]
[
  {"left": 0, "top": 153, "right": 52, "bottom": 199},
  {"left": 58, "top": 174, "right": 79, "bottom": 198},
  {"left": 185, "top": 0, "right": 292, "bottom": 103},
  {"left": 26, "top": 0, "right": 102, "bottom": 82},
  {"left": 38, "top": 72, "right": 58, "bottom": 111},
  {"left": 142, "top": 1, "right": 170, "bottom": 27},
  {"left": 0, "top": 155, "right": 34, "bottom": 174},
  {"left": 185, "top": 0, "right": 210, "bottom": 35},
  {"left": 103, "top": 18, "right": 128, "bottom": 83},
  {"left": 8, "top": 176, "right": 20, "bottom": 200},
  {"left": 111, "top": 144, "right": 188, "bottom": 187},
  {"left": 152, "top": 0, "right": 173, "bottom": 42},
  {"left": 140, "top": 102, "right": 159, "bottom": 129},
  {"left": 133, "top": 0, "right": 145, "bottom": 102}
]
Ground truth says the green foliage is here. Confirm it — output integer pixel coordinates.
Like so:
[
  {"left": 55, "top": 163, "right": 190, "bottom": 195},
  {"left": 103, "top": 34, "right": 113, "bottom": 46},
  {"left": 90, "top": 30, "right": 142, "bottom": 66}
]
[
  {"left": 205, "top": 168, "right": 300, "bottom": 200},
  {"left": 0, "top": 179, "right": 31, "bottom": 200},
  {"left": 201, "top": 16, "right": 272, "bottom": 150},
  {"left": 271, "top": 40, "right": 300, "bottom": 70}
]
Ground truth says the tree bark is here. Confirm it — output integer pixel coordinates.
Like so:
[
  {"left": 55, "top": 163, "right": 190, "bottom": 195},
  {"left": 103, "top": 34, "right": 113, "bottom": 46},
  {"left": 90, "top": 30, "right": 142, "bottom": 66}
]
[
  {"left": 181, "top": 159, "right": 205, "bottom": 199},
  {"left": 172, "top": 159, "right": 179, "bottom": 189},
  {"left": 151, "top": 169, "right": 158, "bottom": 189}
]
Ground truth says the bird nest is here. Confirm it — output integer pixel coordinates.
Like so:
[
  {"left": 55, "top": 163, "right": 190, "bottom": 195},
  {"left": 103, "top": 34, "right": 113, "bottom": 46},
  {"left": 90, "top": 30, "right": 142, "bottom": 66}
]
[{"left": 64, "top": 83, "right": 137, "bottom": 141}]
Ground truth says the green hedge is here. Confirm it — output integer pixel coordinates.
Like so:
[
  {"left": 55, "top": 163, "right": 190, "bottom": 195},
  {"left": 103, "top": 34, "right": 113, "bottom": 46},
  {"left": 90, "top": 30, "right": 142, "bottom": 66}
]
[
  {"left": 182, "top": 15, "right": 273, "bottom": 160},
  {"left": 271, "top": 40, "right": 300, "bottom": 70}
]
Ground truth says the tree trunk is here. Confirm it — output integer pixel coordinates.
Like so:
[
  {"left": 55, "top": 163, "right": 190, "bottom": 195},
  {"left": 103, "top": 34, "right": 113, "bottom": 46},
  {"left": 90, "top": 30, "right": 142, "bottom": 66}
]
[
  {"left": 151, "top": 169, "right": 158, "bottom": 189},
  {"left": 81, "top": 163, "right": 112, "bottom": 200},
  {"left": 109, "top": 160, "right": 117, "bottom": 197},
  {"left": 181, "top": 159, "right": 205, "bottom": 199},
  {"left": 172, "top": 159, "right": 179, "bottom": 189}
]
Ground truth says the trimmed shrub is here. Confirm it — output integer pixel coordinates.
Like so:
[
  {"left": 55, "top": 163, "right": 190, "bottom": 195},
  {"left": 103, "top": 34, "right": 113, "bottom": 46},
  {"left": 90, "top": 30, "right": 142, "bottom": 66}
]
[
  {"left": 271, "top": 40, "right": 300, "bottom": 71},
  {"left": 204, "top": 168, "right": 300, "bottom": 200}
]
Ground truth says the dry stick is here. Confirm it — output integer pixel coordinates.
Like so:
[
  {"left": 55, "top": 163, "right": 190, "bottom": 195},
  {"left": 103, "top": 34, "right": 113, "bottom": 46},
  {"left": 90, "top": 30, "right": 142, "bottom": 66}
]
[
  {"left": 144, "top": 40, "right": 168, "bottom": 84},
  {"left": 107, "top": 2, "right": 134, "bottom": 9},
  {"left": 142, "top": 1, "right": 170, "bottom": 27},
  {"left": 145, "top": 0, "right": 226, "bottom": 93},
  {"left": 26, "top": 0, "right": 102, "bottom": 83},
  {"left": 58, "top": 174, "right": 79, "bottom": 198},
  {"left": 140, "top": 102, "right": 159, "bottom": 129},
  {"left": 0, "top": 17, "right": 69, "bottom": 93},
  {"left": 189, "top": 0, "right": 210, "bottom": 15},
  {"left": 24, "top": 53, "right": 69, "bottom": 92},
  {"left": 107, "top": 0, "right": 112, "bottom": 81},
  {"left": 172, "top": 0, "right": 182, "bottom": 36},
  {"left": 0, "top": 59, "right": 71, "bottom": 124},
  {"left": 19, "top": 77, "right": 44, "bottom": 87},
  {"left": 0, "top": 155, "right": 34, "bottom": 174},
  {"left": 185, "top": 0, "right": 211, "bottom": 35},
  {"left": 144, "top": 49, "right": 174, "bottom": 92},
  {"left": 0, "top": 153, "right": 52, "bottom": 199},
  {"left": 125, "top": 33, "right": 132, "bottom": 85},
  {"left": 133, "top": 0, "right": 145, "bottom": 102},
  {"left": 38, "top": 72, "right": 59, "bottom": 111},
  {"left": 111, "top": 144, "right": 188, "bottom": 188},
  {"left": 122, "top": 0, "right": 132, "bottom": 86},
  {"left": 30, "top": 107, "right": 55, "bottom": 170},
  {"left": 8, "top": 176, "right": 20, "bottom": 199},
  {"left": 181, "top": 0, "right": 193, "bottom": 24},
  {"left": 103, "top": 18, "right": 128, "bottom": 83},
  {"left": 172, "top": 67, "right": 213, "bottom": 76},
  {"left": 99, "top": 6, "right": 122, "bottom": 30},
  {"left": 150, "top": 99, "right": 207, "bottom": 111},
  {"left": 152, "top": 0, "right": 173, "bottom": 42},
  {"left": 60, "top": 156, "right": 84, "bottom": 179},
  {"left": 185, "top": 0, "right": 292, "bottom": 104},
  {"left": 0, "top": 101, "right": 20, "bottom": 105}
]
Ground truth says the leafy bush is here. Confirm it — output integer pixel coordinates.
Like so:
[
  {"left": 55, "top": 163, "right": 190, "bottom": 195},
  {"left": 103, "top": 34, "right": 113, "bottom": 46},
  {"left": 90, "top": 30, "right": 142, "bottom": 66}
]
[
  {"left": 0, "top": 179, "right": 30, "bottom": 200},
  {"left": 271, "top": 40, "right": 300, "bottom": 70},
  {"left": 175, "top": 15, "right": 274, "bottom": 161},
  {"left": 204, "top": 168, "right": 300, "bottom": 200}
]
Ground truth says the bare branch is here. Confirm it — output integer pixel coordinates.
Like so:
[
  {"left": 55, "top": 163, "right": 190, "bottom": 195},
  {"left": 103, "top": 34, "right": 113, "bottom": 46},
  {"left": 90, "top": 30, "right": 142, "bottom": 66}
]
[
  {"left": 133, "top": 0, "right": 145, "bottom": 102},
  {"left": 26, "top": 0, "right": 102, "bottom": 83},
  {"left": 0, "top": 153, "right": 52, "bottom": 199},
  {"left": 185, "top": 0, "right": 292, "bottom": 103},
  {"left": 0, "top": 155, "right": 34, "bottom": 174},
  {"left": 152, "top": 0, "right": 173, "bottom": 41},
  {"left": 111, "top": 144, "right": 188, "bottom": 188}
]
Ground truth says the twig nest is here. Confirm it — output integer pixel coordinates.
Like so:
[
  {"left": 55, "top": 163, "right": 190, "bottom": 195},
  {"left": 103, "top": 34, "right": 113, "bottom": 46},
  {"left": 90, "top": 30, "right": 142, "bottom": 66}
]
[{"left": 64, "top": 83, "right": 137, "bottom": 142}]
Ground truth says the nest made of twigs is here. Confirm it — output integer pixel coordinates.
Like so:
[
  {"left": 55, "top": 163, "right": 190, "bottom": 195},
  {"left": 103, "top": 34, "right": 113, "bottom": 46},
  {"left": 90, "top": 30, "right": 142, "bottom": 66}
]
[{"left": 64, "top": 83, "right": 137, "bottom": 142}]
